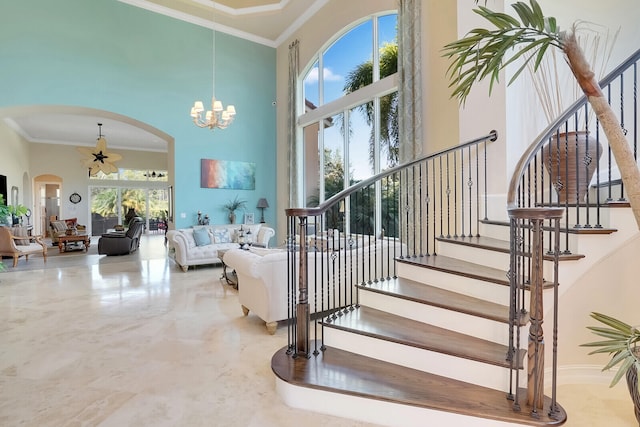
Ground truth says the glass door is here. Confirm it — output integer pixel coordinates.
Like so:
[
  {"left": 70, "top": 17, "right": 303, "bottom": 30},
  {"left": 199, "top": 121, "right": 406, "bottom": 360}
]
[{"left": 90, "top": 187, "right": 120, "bottom": 236}]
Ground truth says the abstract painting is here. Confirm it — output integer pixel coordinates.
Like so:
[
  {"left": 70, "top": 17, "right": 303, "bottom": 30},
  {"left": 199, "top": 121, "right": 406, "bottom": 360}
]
[{"left": 200, "top": 159, "right": 256, "bottom": 190}]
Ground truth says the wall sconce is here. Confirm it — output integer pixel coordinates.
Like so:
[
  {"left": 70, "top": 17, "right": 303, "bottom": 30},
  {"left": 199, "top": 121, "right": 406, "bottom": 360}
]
[{"left": 256, "top": 198, "right": 269, "bottom": 223}]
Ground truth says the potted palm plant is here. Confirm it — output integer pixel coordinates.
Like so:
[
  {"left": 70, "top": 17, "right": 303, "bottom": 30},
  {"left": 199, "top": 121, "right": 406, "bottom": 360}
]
[
  {"left": 223, "top": 195, "right": 246, "bottom": 224},
  {"left": 442, "top": 0, "right": 640, "bottom": 229},
  {"left": 582, "top": 312, "right": 640, "bottom": 425}
]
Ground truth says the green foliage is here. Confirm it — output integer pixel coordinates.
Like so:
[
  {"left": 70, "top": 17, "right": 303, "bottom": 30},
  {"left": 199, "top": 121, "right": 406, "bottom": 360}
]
[
  {"left": 0, "top": 194, "right": 10, "bottom": 225},
  {"left": 582, "top": 312, "right": 640, "bottom": 387},
  {"left": 91, "top": 187, "right": 167, "bottom": 220},
  {"left": 8, "top": 204, "right": 28, "bottom": 217},
  {"left": 343, "top": 42, "right": 399, "bottom": 168},
  {"left": 308, "top": 148, "right": 400, "bottom": 237},
  {"left": 0, "top": 195, "right": 27, "bottom": 225},
  {"left": 442, "top": 0, "right": 562, "bottom": 105},
  {"left": 223, "top": 195, "right": 247, "bottom": 213}
]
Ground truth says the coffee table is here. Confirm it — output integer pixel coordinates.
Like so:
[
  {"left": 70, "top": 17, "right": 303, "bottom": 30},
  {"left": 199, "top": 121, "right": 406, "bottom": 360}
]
[{"left": 58, "top": 233, "right": 91, "bottom": 253}]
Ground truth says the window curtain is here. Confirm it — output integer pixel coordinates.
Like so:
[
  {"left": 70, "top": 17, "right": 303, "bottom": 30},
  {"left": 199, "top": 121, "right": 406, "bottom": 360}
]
[
  {"left": 398, "top": 0, "right": 423, "bottom": 250},
  {"left": 398, "top": 0, "right": 423, "bottom": 163},
  {"left": 288, "top": 40, "right": 300, "bottom": 207}
]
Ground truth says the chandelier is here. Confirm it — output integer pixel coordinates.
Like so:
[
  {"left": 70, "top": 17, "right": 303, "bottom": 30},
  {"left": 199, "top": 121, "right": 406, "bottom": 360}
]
[{"left": 190, "top": 19, "right": 236, "bottom": 130}]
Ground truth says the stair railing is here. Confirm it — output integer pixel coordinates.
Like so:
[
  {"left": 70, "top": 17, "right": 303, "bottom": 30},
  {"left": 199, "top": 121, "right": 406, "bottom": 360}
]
[
  {"left": 284, "top": 130, "right": 497, "bottom": 358},
  {"left": 506, "top": 48, "right": 640, "bottom": 419}
]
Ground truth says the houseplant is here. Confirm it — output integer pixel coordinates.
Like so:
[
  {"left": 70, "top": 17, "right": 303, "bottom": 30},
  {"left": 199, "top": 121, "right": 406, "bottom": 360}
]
[
  {"left": 442, "top": 0, "right": 640, "bottom": 229},
  {"left": 582, "top": 312, "right": 640, "bottom": 425},
  {"left": 0, "top": 194, "right": 10, "bottom": 226},
  {"left": 223, "top": 195, "right": 246, "bottom": 224},
  {"left": 8, "top": 204, "right": 28, "bottom": 225}
]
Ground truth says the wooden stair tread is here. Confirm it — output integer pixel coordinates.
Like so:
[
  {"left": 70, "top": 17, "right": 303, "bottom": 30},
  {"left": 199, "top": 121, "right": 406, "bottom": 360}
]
[
  {"left": 360, "top": 278, "right": 528, "bottom": 325},
  {"left": 398, "top": 255, "right": 555, "bottom": 289},
  {"left": 436, "top": 236, "right": 585, "bottom": 261},
  {"left": 272, "top": 344, "right": 567, "bottom": 426},
  {"left": 324, "top": 306, "right": 524, "bottom": 369},
  {"left": 480, "top": 219, "right": 617, "bottom": 234}
]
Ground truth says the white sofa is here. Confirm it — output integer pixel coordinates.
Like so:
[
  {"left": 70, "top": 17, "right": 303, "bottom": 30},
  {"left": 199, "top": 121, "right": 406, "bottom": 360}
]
[
  {"left": 166, "top": 223, "right": 274, "bottom": 272},
  {"left": 223, "top": 237, "right": 404, "bottom": 334}
]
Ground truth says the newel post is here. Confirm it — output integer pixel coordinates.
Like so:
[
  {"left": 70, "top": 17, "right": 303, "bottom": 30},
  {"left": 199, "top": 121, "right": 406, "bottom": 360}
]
[
  {"left": 296, "top": 216, "right": 310, "bottom": 356},
  {"left": 508, "top": 207, "right": 563, "bottom": 415}
]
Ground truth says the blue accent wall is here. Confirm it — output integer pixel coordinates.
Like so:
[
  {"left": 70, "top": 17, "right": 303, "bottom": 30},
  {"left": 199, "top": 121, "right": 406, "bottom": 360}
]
[{"left": 0, "top": 0, "right": 277, "bottom": 229}]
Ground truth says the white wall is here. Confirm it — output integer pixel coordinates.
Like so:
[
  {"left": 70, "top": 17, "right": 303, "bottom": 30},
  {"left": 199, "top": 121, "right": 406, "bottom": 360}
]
[
  {"left": 28, "top": 142, "right": 167, "bottom": 233},
  {"left": 0, "top": 121, "right": 30, "bottom": 206},
  {"left": 505, "top": 0, "right": 640, "bottom": 180}
]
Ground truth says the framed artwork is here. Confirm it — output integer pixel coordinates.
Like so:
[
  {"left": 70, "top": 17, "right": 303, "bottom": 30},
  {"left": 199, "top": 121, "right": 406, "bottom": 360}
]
[
  {"left": 200, "top": 159, "right": 256, "bottom": 190},
  {"left": 244, "top": 213, "right": 255, "bottom": 225}
]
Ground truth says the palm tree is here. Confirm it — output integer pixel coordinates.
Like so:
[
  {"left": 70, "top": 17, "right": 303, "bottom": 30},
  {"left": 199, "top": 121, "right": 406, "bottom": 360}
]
[
  {"left": 443, "top": 0, "right": 640, "bottom": 229},
  {"left": 343, "top": 42, "right": 399, "bottom": 168}
]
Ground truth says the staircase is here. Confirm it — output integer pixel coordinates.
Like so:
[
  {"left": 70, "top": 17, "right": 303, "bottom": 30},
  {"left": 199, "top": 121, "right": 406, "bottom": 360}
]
[
  {"left": 273, "top": 219, "right": 567, "bottom": 426},
  {"left": 273, "top": 206, "right": 640, "bottom": 426},
  {"left": 275, "top": 48, "right": 640, "bottom": 426}
]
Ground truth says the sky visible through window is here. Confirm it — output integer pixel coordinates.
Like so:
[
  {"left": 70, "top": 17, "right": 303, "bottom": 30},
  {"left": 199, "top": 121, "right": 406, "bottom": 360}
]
[{"left": 304, "top": 14, "right": 397, "bottom": 181}]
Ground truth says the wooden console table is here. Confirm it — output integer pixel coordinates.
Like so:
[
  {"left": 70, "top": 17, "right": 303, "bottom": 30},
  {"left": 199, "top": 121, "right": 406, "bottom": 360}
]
[{"left": 58, "top": 234, "right": 91, "bottom": 253}]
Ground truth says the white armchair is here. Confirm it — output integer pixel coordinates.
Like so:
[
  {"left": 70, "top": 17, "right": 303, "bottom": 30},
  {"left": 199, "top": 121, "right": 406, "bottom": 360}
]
[{"left": 223, "top": 238, "right": 405, "bottom": 334}]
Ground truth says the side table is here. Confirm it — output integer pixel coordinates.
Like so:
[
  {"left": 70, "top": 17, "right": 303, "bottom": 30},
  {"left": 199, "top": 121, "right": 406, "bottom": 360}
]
[{"left": 218, "top": 249, "right": 238, "bottom": 288}]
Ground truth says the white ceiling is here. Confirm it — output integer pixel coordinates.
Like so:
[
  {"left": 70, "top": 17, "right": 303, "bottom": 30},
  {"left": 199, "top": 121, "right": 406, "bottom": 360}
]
[{"left": 5, "top": 0, "right": 322, "bottom": 153}]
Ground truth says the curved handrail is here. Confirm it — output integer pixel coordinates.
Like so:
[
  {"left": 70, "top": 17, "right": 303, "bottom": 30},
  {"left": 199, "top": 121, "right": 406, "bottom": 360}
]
[
  {"left": 286, "top": 130, "right": 498, "bottom": 217},
  {"left": 507, "top": 47, "right": 640, "bottom": 208}
]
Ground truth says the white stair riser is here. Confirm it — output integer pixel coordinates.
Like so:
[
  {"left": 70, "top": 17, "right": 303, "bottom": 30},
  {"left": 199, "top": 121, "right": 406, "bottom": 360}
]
[
  {"left": 276, "top": 378, "right": 523, "bottom": 427},
  {"left": 436, "top": 242, "right": 510, "bottom": 270},
  {"left": 324, "top": 327, "right": 524, "bottom": 391},
  {"left": 360, "top": 289, "right": 513, "bottom": 344},
  {"left": 479, "top": 222, "right": 511, "bottom": 241},
  {"left": 397, "top": 262, "right": 511, "bottom": 305},
  {"left": 436, "top": 243, "right": 562, "bottom": 282}
]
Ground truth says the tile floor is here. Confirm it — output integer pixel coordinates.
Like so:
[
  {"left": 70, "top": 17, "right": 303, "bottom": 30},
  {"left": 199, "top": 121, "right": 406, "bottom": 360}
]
[{"left": 0, "top": 235, "right": 636, "bottom": 426}]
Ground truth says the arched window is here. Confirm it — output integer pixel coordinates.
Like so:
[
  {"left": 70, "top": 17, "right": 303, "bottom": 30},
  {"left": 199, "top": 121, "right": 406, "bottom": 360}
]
[{"left": 299, "top": 12, "right": 398, "bottom": 211}]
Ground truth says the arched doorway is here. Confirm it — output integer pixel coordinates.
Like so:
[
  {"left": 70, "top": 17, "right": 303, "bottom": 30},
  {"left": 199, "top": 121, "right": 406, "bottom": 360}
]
[{"left": 33, "top": 174, "right": 62, "bottom": 237}]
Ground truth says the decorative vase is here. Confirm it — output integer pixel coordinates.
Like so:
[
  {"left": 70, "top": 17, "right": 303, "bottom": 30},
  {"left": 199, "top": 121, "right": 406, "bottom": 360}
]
[
  {"left": 229, "top": 212, "right": 236, "bottom": 224},
  {"left": 542, "top": 131, "right": 602, "bottom": 204},
  {"left": 627, "top": 362, "right": 640, "bottom": 426}
]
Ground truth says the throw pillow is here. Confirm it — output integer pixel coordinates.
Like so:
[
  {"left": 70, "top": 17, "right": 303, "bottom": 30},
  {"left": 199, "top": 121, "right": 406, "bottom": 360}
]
[
  {"left": 211, "top": 228, "right": 230, "bottom": 243},
  {"left": 64, "top": 218, "right": 78, "bottom": 228},
  {"left": 193, "top": 227, "right": 212, "bottom": 246},
  {"left": 51, "top": 220, "right": 67, "bottom": 233},
  {"left": 12, "top": 226, "right": 30, "bottom": 245}
]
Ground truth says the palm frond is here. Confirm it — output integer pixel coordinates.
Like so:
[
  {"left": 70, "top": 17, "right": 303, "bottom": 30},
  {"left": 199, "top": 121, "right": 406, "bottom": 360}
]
[
  {"left": 583, "top": 312, "right": 640, "bottom": 387},
  {"left": 442, "top": 0, "right": 561, "bottom": 105}
]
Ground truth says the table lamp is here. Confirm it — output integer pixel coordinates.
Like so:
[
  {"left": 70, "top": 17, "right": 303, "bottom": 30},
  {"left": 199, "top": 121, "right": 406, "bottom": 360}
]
[{"left": 256, "top": 198, "right": 269, "bottom": 223}]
